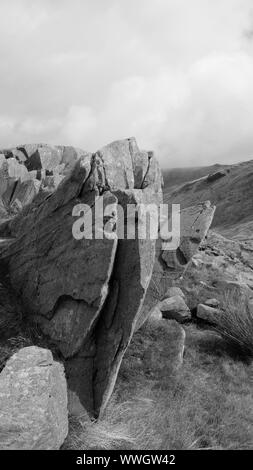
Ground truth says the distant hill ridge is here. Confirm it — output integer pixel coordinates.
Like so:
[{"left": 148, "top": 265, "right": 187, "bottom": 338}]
[{"left": 163, "top": 159, "right": 253, "bottom": 234}]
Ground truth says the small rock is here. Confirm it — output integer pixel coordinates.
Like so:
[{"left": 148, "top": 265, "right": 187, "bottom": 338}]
[
  {"left": 149, "top": 305, "right": 163, "bottom": 321},
  {"left": 204, "top": 298, "right": 220, "bottom": 308},
  {"left": 163, "top": 286, "right": 185, "bottom": 299},
  {"left": 196, "top": 304, "right": 221, "bottom": 323},
  {"left": 159, "top": 295, "right": 191, "bottom": 323},
  {"left": 0, "top": 346, "right": 68, "bottom": 450}
]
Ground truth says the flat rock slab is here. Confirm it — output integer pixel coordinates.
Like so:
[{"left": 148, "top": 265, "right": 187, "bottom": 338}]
[{"left": 0, "top": 346, "right": 68, "bottom": 450}]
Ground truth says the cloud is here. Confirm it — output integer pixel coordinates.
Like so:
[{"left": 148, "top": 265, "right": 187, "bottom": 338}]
[{"left": 0, "top": 0, "right": 253, "bottom": 167}]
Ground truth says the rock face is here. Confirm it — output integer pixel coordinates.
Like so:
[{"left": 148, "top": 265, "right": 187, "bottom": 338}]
[
  {"left": 0, "top": 282, "right": 23, "bottom": 337},
  {"left": 159, "top": 296, "right": 191, "bottom": 323},
  {"left": 0, "top": 144, "right": 89, "bottom": 218},
  {"left": 161, "top": 201, "right": 215, "bottom": 270},
  {"left": 137, "top": 201, "right": 215, "bottom": 329},
  {"left": 0, "top": 346, "right": 68, "bottom": 450},
  {"left": 0, "top": 138, "right": 215, "bottom": 417},
  {"left": 0, "top": 138, "right": 162, "bottom": 416}
]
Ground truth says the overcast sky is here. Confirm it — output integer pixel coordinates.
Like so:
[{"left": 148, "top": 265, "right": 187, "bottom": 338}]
[{"left": 1, "top": 0, "right": 253, "bottom": 167}]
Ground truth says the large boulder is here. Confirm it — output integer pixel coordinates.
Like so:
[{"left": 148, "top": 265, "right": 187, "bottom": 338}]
[
  {"left": 161, "top": 201, "right": 215, "bottom": 270},
  {"left": 0, "top": 346, "right": 68, "bottom": 450},
  {"left": 0, "top": 138, "right": 215, "bottom": 417},
  {"left": 0, "top": 138, "right": 162, "bottom": 416}
]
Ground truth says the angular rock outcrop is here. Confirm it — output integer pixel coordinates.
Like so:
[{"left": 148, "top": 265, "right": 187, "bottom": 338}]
[
  {"left": 0, "top": 346, "right": 68, "bottom": 450},
  {"left": 137, "top": 201, "right": 216, "bottom": 329},
  {"left": 161, "top": 201, "right": 215, "bottom": 270},
  {"left": 0, "top": 138, "right": 215, "bottom": 417},
  {"left": 0, "top": 138, "right": 161, "bottom": 416}
]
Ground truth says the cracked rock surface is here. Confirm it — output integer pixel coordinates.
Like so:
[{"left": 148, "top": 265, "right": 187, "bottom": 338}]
[
  {"left": 0, "top": 346, "right": 68, "bottom": 450},
  {"left": 0, "top": 138, "right": 162, "bottom": 415},
  {"left": 0, "top": 138, "right": 215, "bottom": 416}
]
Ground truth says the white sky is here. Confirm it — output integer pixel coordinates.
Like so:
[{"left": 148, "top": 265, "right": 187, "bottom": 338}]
[{"left": 1, "top": 0, "right": 253, "bottom": 167}]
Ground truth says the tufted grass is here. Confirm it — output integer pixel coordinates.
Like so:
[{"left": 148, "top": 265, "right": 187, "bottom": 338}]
[
  {"left": 65, "top": 320, "right": 253, "bottom": 450},
  {"left": 213, "top": 292, "right": 253, "bottom": 357}
]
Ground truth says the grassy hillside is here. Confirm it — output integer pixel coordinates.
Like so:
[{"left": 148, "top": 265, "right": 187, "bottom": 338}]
[
  {"left": 65, "top": 317, "right": 253, "bottom": 450},
  {"left": 163, "top": 159, "right": 253, "bottom": 230},
  {"left": 163, "top": 163, "right": 226, "bottom": 190}
]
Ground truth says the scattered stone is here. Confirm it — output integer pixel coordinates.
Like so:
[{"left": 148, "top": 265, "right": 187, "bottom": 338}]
[
  {"left": 163, "top": 286, "right": 185, "bottom": 299},
  {"left": 0, "top": 347, "right": 68, "bottom": 450},
  {"left": 196, "top": 304, "right": 221, "bottom": 324},
  {"left": 159, "top": 295, "right": 191, "bottom": 323},
  {"left": 204, "top": 298, "right": 220, "bottom": 308},
  {"left": 136, "top": 201, "right": 215, "bottom": 329}
]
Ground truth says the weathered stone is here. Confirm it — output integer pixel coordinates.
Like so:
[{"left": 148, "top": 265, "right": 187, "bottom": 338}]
[
  {"left": 0, "top": 138, "right": 216, "bottom": 418},
  {"left": 163, "top": 286, "right": 185, "bottom": 299},
  {"left": 131, "top": 150, "right": 149, "bottom": 188},
  {"left": 204, "top": 298, "right": 220, "bottom": 308},
  {"left": 92, "top": 188, "right": 157, "bottom": 415},
  {"left": 160, "top": 295, "right": 191, "bottom": 323},
  {"left": 21, "top": 144, "right": 62, "bottom": 172},
  {"left": 60, "top": 146, "right": 87, "bottom": 175},
  {"left": 196, "top": 304, "right": 221, "bottom": 323},
  {"left": 96, "top": 138, "right": 135, "bottom": 190},
  {"left": 10, "top": 179, "right": 38, "bottom": 211},
  {"left": 142, "top": 319, "right": 185, "bottom": 378},
  {"left": 4, "top": 158, "right": 29, "bottom": 182},
  {"left": 136, "top": 201, "right": 215, "bottom": 329},
  {"left": 142, "top": 151, "right": 164, "bottom": 201},
  {"left": 0, "top": 138, "right": 162, "bottom": 417},
  {"left": 0, "top": 346, "right": 68, "bottom": 450},
  {"left": 162, "top": 201, "right": 215, "bottom": 270}
]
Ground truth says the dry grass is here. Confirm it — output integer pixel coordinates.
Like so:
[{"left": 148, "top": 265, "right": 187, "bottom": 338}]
[
  {"left": 65, "top": 320, "right": 253, "bottom": 450},
  {"left": 214, "top": 292, "right": 253, "bottom": 357},
  {"left": 63, "top": 401, "right": 136, "bottom": 450}
]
